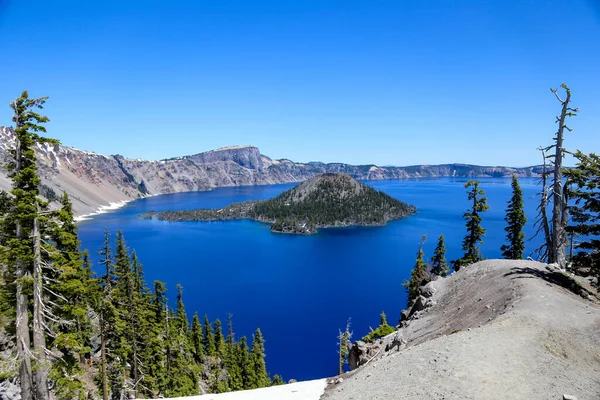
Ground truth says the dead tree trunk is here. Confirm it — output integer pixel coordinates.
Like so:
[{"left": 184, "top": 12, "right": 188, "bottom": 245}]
[
  {"left": 100, "top": 315, "right": 108, "bottom": 400},
  {"left": 533, "top": 147, "right": 553, "bottom": 262},
  {"left": 550, "top": 84, "right": 577, "bottom": 269},
  {"left": 32, "top": 210, "right": 50, "bottom": 400}
]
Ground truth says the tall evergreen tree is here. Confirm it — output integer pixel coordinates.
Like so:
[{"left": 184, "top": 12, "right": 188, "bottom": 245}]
[
  {"left": 165, "top": 286, "right": 197, "bottom": 397},
  {"left": 565, "top": 151, "right": 600, "bottom": 287},
  {"left": 501, "top": 175, "right": 527, "bottom": 259},
  {"left": 110, "top": 230, "right": 133, "bottom": 399},
  {"left": 129, "top": 250, "right": 154, "bottom": 398},
  {"left": 237, "top": 336, "right": 255, "bottom": 389},
  {"left": 403, "top": 234, "right": 429, "bottom": 305},
  {"left": 47, "top": 192, "right": 93, "bottom": 398},
  {"left": 250, "top": 328, "right": 270, "bottom": 388},
  {"left": 214, "top": 318, "right": 226, "bottom": 358},
  {"left": 203, "top": 315, "right": 216, "bottom": 356},
  {"left": 6, "top": 91, "right": 56, "bottom": 400},
  {"left": 149, "top": 281, "right": 169, "bottom": 394},
  {"left": 224, "top": 314, "right": 243, "bottom": 391},
  {"left": 453, "top": 180, "right": 489, "bottom": 271},
  {"left": 190, "top": 312, "right": 204, "bottom": 363},
  {"left": 430, "top": 234, "right": 449, "bottom": 277}
]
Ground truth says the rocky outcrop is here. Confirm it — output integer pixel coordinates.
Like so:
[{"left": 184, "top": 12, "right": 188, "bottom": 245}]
[{"left": 0, "top": 126, "right": 542, "bottom": 217}]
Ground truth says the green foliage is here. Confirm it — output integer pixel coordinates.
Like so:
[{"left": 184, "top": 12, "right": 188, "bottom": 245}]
[
  {"left": 453, "top": 180, "right": 489, "bottom": 271},
  {"left": 430, "top": 234, "right": 449, "bottom": 277},
  {"left": 271, "top": 374, "right": 285, "bottom": 385},
  {"left": 337, "top": 319, "right": 352, "bottom": 375},
  {"left": 203, "top": 314, "right": 216, "bottom": 357},
  {"left": 501, "top": 175, "right": 527, "bottom": 259},
  {"left": 403, "top": 234, "right": 430, "bottom": 305},
  {"left": 191, "top": 312, "right": 204, "bottom": 363},
  {"left": 362, "top": 311, "right": 395, "bottom": 343},
  {"left": 237, "top": 336, "right": 255, "bottom": 389},
  {"left": 566, "top": 151, "right": 600, "bottom": 287},
  {"left": 214, "top": 318, "right": 226, "bottom": 358},
  {"left": 361, "top": 324, "right": 395, "bottom": 343},
  {"left": 250, "top": 328, "right": 270, "bottom": 388}
]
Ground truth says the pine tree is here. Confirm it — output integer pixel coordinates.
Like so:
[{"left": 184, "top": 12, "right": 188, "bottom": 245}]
[
  {"left": 430, "top": 234, "right": 449, "bottom": 277},
  {"left": 203, "top": 315, "right": 216, "bottom": 356},
  {"left": 129, "top": 250, "right": 154, "bottom": 398},
  {"left": 237, "top": 336, "right": 255, "bottom": 389},
  {"left": 214, "top": 318, "right": 226, "bottom": 358},
  {"left": 47, "top": 192, "right": 94, "bottom": 398},
  {"left": 6, "top": 91, "right": 57, "bottom": 400},
  {"left": 565, "top": 151, "right": 600, "bottom": 287},
  {"left": 501, "top": 175, "right": 527, "bottom": 259},
  {"left": 149, "top": 280, "right": 169, "bottom": 395},
  {"left": 453, "top": 180, "right": 489, "bottom": 271},
  {"left": 250, "top": 328, "right": 270, "bottom": 388},
  {"left": 190, "top": 312, "right": 204, "bottom": 363},
  {"left": 109, "top": 230, "right": 134, "bottom": 399},
  {"left": 165, "top": 285, "right": 197, "bottom": 397},
  {"left": 225, "top": 314, "right": 243, "bottom": 391},
  {"left": 403, "top": 234, "right": 429, "bottom": 305},
  {"left": 337, "top": 319, "right": 352, "bottom": 375},
  {"left": 271, "top": 375, "right": 285, "bottom": 385}
]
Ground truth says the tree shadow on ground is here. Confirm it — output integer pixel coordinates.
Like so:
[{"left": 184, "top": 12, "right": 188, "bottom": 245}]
[{"left": 504, "top": 267, "right": 592, "bottom": 300}]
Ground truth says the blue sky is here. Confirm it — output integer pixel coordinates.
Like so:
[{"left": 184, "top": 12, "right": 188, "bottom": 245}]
[{"left": 0, "top": 0, "right": 599, "bottom": 166}]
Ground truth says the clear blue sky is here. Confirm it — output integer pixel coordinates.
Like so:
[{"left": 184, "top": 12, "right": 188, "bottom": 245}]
[{"left": 1, "top": 0, "right": 599, "bottom": 166}]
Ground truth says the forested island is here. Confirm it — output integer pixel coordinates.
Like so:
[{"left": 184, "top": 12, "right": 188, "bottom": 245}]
[{"left": 144, "top": 173, "right": 417, "bottom": 234}]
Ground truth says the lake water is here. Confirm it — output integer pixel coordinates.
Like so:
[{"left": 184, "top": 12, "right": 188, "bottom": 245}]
[{"left": 78, "top": 177, "right": 543, "bottom": 381}]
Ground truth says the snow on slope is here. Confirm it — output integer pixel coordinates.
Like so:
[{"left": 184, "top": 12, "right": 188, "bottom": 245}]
[{"left": 141, "top": 379, "right": 327, "bottom": 400}]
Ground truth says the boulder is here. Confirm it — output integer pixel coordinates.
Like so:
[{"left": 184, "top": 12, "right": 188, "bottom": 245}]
[
  {"left": 408, "top": 295, "right": 435, "bottom": 318},
  {"left": 420, "top": 280, "right": 440, "bottom": 298}
]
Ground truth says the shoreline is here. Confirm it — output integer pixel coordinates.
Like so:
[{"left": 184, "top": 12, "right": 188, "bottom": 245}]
[{"left": 75, "top": 200, "right": 133, "bottom": 222}]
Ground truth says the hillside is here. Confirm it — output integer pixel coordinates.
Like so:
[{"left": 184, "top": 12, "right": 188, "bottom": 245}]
[
  {"left": 0, "top": 126, "right": 542, "bottom": 218},
  {"left": 323, "top": 260, "right": 600, "bottom": 400},
  {"left": 146, "top": 173, "right": 416, "bottom": 234}
]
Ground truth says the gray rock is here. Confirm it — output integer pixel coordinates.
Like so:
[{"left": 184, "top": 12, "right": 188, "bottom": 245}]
[
  {"left": 409, "top": 295, "right": 435, "bottom": 318},
  {"left": 563, "top": 395, "right": 578, "bottom": 400},
  {"left": 420, "top": 280, "right": 440, "bottom": 298},
  {"left": 0, "top": 380, "right": 21, "bottom": 400}
]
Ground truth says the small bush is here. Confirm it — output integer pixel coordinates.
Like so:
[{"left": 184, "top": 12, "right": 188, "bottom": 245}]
[{"left": 361, "top": 324, "right": 395, "bottom": 343}]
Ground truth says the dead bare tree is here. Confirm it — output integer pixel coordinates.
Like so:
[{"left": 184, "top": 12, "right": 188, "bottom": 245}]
[{"left": 532, "top": 84, "right": 578, "bottom": 269}]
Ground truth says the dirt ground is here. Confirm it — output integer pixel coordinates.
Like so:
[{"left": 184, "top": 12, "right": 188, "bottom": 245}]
[{"left": 322, "top": 260, "right": 600, "bottom": 400}]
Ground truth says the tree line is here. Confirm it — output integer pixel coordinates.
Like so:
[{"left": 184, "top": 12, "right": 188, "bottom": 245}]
[{"left": 0, "top": 91, "right": 280, "bottom": 399}]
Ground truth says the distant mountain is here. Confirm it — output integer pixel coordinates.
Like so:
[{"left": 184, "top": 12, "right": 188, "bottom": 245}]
[
  {"left": 145, "top": 173, "right": 417, "bottom": 234},
  {"left": 0, "top": 126, "right": 542, "bottom": 217}
]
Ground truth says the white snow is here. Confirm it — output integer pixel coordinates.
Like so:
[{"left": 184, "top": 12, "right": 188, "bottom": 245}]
[
  {"left": 74, "top": 200, "right": 132, "bottom": 222},
  {"left": 211, "top": 145, "right": 254, "bottom": 152},
  {"left": 141, "top": 379, "right": 327, "bottom": 400}
]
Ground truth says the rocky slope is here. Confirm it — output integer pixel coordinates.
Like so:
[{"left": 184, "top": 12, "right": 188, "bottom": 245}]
[
  {"left": 0, "top": 126, "right": 542, "bottom": 217},
  {"left": 323, "top": 260, "right": 600, "bottom": 400},
  {"left": 145, "top": 173, "right": 416, "bottom": 233}
]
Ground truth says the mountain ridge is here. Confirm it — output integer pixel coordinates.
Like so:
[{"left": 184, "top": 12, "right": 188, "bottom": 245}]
[{"left": 0, "top": 126, "right": 542, "bottom": 217}]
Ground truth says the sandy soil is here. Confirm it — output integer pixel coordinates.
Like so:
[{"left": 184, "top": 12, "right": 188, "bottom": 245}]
[{"left": 322, "top": 260, "right": 600, "bottom": 400}]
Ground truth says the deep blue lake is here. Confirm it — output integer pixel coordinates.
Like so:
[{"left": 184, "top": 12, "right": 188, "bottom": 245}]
[{"left": 78, "top": 177, "right": 543, "bottom": 381}]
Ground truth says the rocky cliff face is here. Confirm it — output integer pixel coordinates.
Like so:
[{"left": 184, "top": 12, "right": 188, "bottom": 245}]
[{"left": 0, "top": 126, "right": 540, "bottom": 217}]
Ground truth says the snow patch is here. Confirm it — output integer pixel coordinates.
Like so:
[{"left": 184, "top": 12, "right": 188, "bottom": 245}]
[
  {"left": 141, "top": 379, "right": 327, "bottom": 400},
  {"left": 74, "top": 200, "right": 132, "bottom": 222}
]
